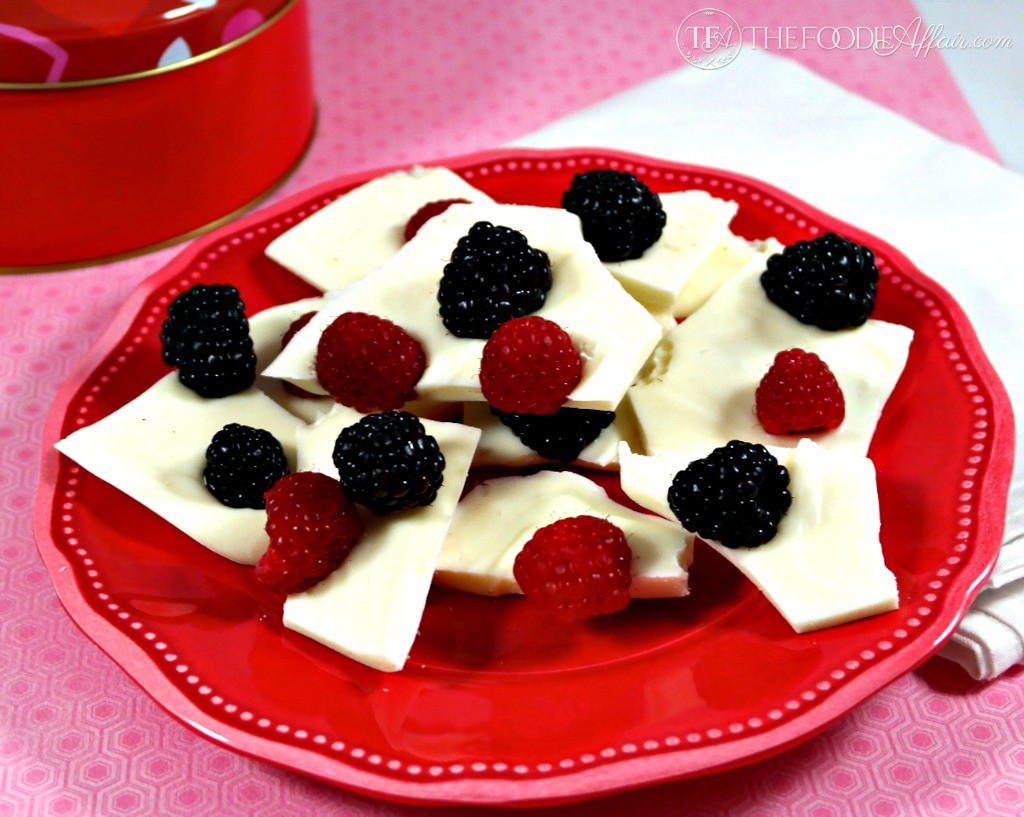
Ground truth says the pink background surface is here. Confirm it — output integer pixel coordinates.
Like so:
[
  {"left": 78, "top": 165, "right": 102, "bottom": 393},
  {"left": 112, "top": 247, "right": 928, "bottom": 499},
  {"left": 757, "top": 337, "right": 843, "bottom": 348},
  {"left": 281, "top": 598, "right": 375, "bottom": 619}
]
[{"left": 3, "top": 1, "right": 1020, "bottom": 815}]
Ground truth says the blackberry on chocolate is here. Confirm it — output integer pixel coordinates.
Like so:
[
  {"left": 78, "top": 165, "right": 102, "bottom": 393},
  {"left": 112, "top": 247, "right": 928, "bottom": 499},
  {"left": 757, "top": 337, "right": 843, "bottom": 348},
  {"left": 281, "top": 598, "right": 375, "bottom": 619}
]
[
  {"left": 161, "top": 284, "right": 248, "bottom": 365},
  {"left": 203, "top": 423, "right": 289, "bottom": 509},
  {"left": 667, "top": 440, "right": 791, "bottom": 548},
  {"left": 760, "top": 233, "right": 879, "bottom": 331},
  {"left": 561, "top": 170, "right": 666, "bottom": 262},
  {"left": 161, "top": 284, "right": 256, "bottom": 397},
  {"left": 332, "top": 411, "right": 445, "bottom": 515},
  {"left": 177, "top": 329, "right": 258, "bottom": 398},
  {"left": 492, "top": 406, "right": 615, "bottom": 463},
  {"left": 437, "top": 221, "right": 552, "bottom": 339}
]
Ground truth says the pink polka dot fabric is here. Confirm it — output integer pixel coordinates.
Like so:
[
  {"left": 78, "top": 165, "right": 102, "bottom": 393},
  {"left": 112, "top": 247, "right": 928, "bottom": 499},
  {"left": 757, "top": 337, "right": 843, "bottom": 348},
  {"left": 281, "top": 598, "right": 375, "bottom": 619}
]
[{"left": 2, "top": 1, "right": 1016, "bottom": 815}]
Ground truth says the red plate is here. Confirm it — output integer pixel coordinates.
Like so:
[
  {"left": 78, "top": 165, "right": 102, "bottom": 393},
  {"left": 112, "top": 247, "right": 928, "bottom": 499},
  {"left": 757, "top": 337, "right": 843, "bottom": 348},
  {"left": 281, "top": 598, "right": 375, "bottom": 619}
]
[{"left": 35, "top": 148, "right": 1015, "bottom": 806}]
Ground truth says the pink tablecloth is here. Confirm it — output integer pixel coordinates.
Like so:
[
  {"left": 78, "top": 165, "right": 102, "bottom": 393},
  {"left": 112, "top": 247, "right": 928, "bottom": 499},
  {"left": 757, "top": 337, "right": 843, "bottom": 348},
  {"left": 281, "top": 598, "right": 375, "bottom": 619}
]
[{"left": 4, "top": 1, "right": 1021, "bottom": 815}]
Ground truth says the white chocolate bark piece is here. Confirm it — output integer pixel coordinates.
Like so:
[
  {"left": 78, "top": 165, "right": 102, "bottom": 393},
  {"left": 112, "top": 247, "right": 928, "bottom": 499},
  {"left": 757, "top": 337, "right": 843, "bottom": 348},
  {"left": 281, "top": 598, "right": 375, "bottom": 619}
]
[
  {"left": 265, "top": 166, "right": 492, "bottom": 292},
  {"left": 55, "top": 374, "right": 302, "bottom": 565},
  {"left": 283, "top": 405, "right": 480, "bottom": 672},
  {"left": 264, "top": 202, "right": 663, "bottom": 411},
  {"left": 250, "top": 299, "right": 460, "bottom": 424},
  {"left": 604, "top": 191, "right": 738, "bottom": 311},
  {"left": 645, "top": 302, "right": 681, "bottom": 335},
  {"left": 629, "top": 266, "right": 913, "bottom": 457},
  {"left": 435, "top": 470, "right": 691, "bottom": 598},
  {"left": 461, "top": 401, "right": 641, "bottom": 469},
  {"left": 618, "top": 440, "right": 898, "bottom": 632},
  {"left": 250, "top": 298, "right": 332, "bottom": 424},
  {"left": 673, "top": 235, "right": 784, "bottom": 318}
]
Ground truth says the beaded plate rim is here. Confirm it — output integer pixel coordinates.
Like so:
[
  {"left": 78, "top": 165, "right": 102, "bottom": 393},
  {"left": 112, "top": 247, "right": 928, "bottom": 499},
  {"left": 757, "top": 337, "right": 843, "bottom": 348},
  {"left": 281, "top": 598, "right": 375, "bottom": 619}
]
[{"left": 35, "top": 147, "right": 1015, "bottom": 806}]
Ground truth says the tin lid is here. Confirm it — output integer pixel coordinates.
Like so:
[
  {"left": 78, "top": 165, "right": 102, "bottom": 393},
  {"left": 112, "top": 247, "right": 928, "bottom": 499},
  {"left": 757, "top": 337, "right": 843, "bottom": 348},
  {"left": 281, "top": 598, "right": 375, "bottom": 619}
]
[{"left": 0, "top": 0, "right": 292, "bottom": 85}]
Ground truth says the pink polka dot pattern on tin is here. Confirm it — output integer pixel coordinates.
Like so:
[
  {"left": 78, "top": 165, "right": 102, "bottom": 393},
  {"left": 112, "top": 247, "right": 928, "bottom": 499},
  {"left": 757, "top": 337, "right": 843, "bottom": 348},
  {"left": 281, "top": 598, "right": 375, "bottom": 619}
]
[{"left": 222, "top": 9, "right": 266, "bottom": 44}]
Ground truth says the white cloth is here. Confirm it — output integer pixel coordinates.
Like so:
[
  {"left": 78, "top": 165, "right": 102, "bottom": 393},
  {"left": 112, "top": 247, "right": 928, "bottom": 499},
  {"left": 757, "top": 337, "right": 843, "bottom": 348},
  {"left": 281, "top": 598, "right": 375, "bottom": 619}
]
[
  {"left": 512, "top": 50, "right": 1023, "bottom": 679},
  {"left": 944, "top": 535, "right": 1024, "bottom": 679}
]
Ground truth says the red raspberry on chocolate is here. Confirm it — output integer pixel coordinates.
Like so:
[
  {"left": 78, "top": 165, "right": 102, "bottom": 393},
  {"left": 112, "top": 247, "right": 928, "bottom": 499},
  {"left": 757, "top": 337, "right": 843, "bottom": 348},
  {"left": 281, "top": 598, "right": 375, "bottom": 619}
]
[
  {"left": 479, "top": 316, "right": 582, "bottom": 415},
  {"left": 256, "top": 472, "right": 363, "bottom": 595},
  {"left": 404, "top": 198, "right": 471, "bottom": 242},
  {"left": 513, "top": 515, "right": 633, "bottom": 621},
  {"left": 755, "top": 348, "right": 846, "bottom": 435},
  {"left": 315, "top": 312, "right": 426, "bottom": 413}
]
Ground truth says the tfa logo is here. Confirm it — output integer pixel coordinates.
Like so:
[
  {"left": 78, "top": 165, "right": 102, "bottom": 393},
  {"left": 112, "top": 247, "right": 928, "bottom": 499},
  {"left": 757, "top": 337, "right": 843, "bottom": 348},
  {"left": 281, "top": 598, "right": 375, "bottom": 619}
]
[{"left": 676, "top": 8, "right": 742, "bottom": 69}]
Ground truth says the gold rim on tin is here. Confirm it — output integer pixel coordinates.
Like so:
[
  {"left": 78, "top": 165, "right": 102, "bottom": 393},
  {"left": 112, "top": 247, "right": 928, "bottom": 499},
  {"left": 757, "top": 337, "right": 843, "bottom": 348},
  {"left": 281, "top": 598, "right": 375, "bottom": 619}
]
[
  {"left": 0, "top": 0, "right": 299, "bottom": 90},
  {"left": 0, "top": 106, "right": 317, "bottom": 275}
]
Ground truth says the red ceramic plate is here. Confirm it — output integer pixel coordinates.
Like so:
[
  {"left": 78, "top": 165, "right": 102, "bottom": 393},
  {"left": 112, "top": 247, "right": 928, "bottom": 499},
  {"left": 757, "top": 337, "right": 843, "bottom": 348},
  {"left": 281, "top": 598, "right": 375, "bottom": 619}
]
[{"left": 36, "top": 148, "right": 1015, "bottom": 806}]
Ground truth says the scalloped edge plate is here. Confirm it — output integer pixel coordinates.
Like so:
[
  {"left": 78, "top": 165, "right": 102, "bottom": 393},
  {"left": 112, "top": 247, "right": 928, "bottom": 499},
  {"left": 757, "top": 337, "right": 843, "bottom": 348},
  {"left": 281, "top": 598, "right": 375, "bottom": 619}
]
[{"left": 35, "top": 148, "right": 1015, "bottom": 806}]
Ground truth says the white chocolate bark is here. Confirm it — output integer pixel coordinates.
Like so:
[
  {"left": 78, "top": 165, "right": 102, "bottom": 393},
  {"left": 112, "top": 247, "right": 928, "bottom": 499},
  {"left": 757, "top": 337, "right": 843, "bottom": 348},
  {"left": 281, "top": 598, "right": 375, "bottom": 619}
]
[
  {"left": 618, "top": 440, "right": 898, "bottom": 632},
  {"left": 460, "top": 401, "right": 641, "bottom": 469},
  {"left": 263, "top": 202, "right": 663, "bottom": 411},
  {"left": 265, "top": 166, "right": 492, "bottom": 292},
  {"left": 55, "top": 374, "right": 303, "bottom": 565},
  {"left": 435, "top": 470, "right": 691, "bottom": 598},
  {"left": 250, "top": 298, "right": 461, "bottom": 424},
  {"left": 604, "top": 190, "right": 738, "bottom": 311},
  {"left": 629, "top": 266, "right": 913, "bottom": 457},
  {"left": 283, "top": 405, "right": 480, "bottom": 672},
  {"left": 673, "top": 235, "right": 784, "bottom": 318},
  {"left": 250, "top": 298, "right": 332, "bottom": 423}
]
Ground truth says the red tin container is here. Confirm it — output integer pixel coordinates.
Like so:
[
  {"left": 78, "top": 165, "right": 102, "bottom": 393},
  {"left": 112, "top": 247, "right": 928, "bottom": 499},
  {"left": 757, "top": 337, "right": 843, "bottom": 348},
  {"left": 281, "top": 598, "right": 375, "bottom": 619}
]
[{"left": 0, "top": 0, "right": 315, "bottom": 269}]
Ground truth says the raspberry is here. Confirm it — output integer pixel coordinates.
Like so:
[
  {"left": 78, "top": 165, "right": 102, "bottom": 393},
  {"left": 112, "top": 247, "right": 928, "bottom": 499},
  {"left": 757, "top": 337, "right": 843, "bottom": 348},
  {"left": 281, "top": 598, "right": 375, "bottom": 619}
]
[
  {"left": 756, "top": 349, "right": 846, "bottom": 435},
  {"left": 561, "top": 170, "right": 666, "bottom": 262},
  {"left": 315, "top": 312, "right": 426, "bottom": 412},
  {"left": 491, "top": 406, "right": 615, "bottom": 462},
  {"left": 404, "top": 198, "right": 470, "bottom": 241},
  {"left": 332, "top": 411, "right": 445, "bottom": 515},
  {"left": 160, "top": 284, "right": 256, "bottom": 398},
  {"left": 437, "top": 221, "right": 552, "bottom": 338},
  {"left": 667, "top": 441, "right": 792, "bottom": 548},
  {"left": 513, "top": 516, "right": 633, "bottom": 621},
  {"left": 256, "top": 472, "right": 363, "bottom": 595},
  {"left": 480, "top": 316, "right": 582, "bottom": 415},
  {"left": 203, "top": 423, "right": 289, "bottom": 509},
  {"left": 761, "top": 233, "right": 879, "bottom": 330},
  {"left": 281, "top": 312, "right": 319, "bottom": 399}
]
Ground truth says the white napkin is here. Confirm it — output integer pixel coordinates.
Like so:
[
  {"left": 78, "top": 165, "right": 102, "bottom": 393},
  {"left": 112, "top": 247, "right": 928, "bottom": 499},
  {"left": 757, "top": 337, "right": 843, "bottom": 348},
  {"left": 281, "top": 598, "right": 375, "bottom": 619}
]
[{"left": 512, "top": 50, "right": 1024, "bottom": 679}]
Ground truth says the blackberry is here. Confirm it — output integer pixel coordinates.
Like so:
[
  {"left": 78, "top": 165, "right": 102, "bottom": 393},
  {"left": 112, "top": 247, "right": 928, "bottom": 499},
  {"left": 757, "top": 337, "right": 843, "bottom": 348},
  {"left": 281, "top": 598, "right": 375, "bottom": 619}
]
[
  {"left": 332, "top": 411, "right": 445, "bottom": 515},
  {"left": 177, "top": 329, "right": 258, "bottom": 398},
  {"left": 161, "top": 284, "right": 248, "bottom": 365},
  {"left": 667, "top": 440, "right": 791, "bottom": 548},
  {"left": 491, "top": 406, "right": 615, "bottom": 463},
  {"left": 760, "top": 233, "right": 879, "bottom": 331},
  {"left": 437, "top": 221, "right": 552, "bottom": 338},
  {"left": 203, "top": 423, "right": 289, "bottom": 509},
  {"left": 161, "top": 284, "right": 256, "bottom": 397},
  {"left": 561, "top": 170, "right": 666, "bottom": 262}
]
